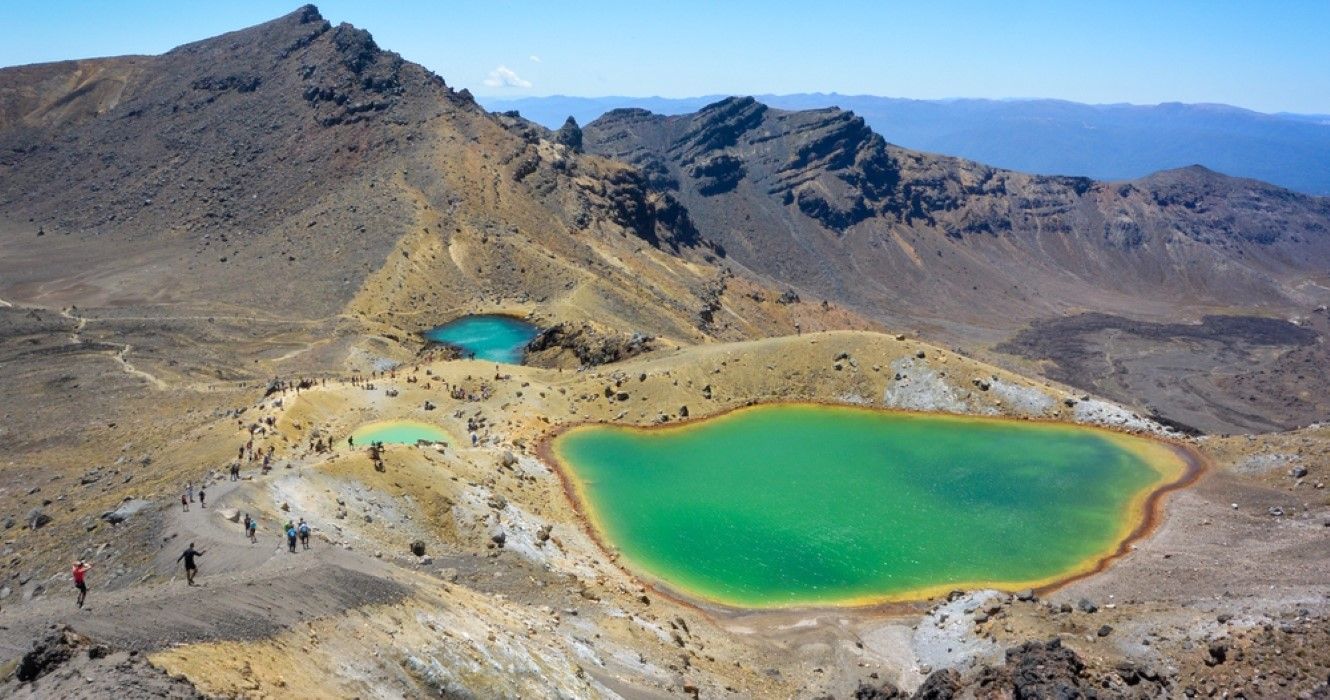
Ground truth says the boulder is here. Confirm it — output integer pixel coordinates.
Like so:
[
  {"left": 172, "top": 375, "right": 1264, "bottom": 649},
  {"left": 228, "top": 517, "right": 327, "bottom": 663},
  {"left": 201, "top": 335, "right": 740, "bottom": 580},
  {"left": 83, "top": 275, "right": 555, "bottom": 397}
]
[
  {"left": 1205, "top": 642, "right": 1227, "bottom": 666},
  {"left": 27, "top": 508, "right": 51, "bottom": 530},
  {"left": 1002, "top": 638, "right": 1087, "bottom": 698},
  {"left": 852, "top": 680, "right": 902, "bottom": 699},
  {"left": 912, "top": 668, "right": 961, "bottom": 699},
  {"left": 17, "top": 626, "right": 82, "bottom": 682},
  {"left": 100, "top": 499, "right": 152, "bottom": 525}
]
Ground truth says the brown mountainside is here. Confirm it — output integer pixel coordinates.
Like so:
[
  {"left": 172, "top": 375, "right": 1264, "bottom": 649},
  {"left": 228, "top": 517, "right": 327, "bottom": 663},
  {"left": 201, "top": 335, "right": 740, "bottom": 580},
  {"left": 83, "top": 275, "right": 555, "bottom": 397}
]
[
  {"left": 0, "top": 7, "right": 829, "bottom": 370},
  {"left": 584, "top": 96, "right": 1330, "bottom": 329}
]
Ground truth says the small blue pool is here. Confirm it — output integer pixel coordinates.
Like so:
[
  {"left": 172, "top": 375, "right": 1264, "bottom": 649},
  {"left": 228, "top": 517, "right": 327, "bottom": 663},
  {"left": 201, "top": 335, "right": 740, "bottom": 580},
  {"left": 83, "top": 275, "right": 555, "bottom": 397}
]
[{"left": 424, "top": 315, "right": 540, "bottom": 364}]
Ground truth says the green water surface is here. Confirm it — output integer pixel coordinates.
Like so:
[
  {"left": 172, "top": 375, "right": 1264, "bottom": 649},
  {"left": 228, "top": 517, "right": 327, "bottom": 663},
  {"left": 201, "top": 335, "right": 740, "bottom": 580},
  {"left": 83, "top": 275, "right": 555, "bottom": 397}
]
[
  {"left": 554, "top": 404, "right": 1179, "bottom": 607},
  {"left": 351, "top": 420, "right": 451, "bottom": 446},
  {"left": 424, "top": 315, "right": 539, "bottom": 364}
]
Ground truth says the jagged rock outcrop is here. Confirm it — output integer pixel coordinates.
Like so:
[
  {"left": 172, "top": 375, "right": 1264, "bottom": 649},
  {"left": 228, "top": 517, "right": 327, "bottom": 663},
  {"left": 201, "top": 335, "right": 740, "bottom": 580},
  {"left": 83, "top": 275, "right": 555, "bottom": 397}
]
[
  {"left": 596, "top": 167, "right": 706, "bottom": 252},
  {"left": 3, "top": 625, "right": 205, "bottom": 697},
  {"left": 553, "top": 116, "right": 583, "bottom": 152},
  {"left": 525, "top": 322, "right": 656, "bottom": 367}
]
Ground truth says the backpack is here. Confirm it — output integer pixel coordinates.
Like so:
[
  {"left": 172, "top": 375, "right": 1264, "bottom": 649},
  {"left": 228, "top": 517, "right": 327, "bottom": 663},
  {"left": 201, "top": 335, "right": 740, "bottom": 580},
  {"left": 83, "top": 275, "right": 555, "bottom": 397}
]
[
  {"left": 299, "top": 523, "right": 309, "bottom": 536},
  {"left": 287, "top": 528, "right": 297, "bottom": 539}
]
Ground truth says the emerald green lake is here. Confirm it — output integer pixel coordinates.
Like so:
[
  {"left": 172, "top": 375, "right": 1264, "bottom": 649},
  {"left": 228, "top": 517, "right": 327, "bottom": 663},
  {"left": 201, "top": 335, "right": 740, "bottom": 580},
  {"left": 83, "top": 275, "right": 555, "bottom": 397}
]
[
  {"left": 351, "top": 420, "right": 451, "bottom": 446},
  {"left": 424, "top": 314, "right": 539, "bottom": 364},
  {"left": 553, "top": 404, "right": 1187, "bottom": 608}
]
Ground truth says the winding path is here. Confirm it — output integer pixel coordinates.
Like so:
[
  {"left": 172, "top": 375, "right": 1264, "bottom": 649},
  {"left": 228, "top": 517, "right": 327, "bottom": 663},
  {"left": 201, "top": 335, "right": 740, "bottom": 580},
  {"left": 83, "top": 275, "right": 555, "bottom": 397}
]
[
  {"left": 0, "top": 479, "right": 411, "bottom": 662},
  {"left": 51, "top": 305, "right": 170, "bottom": 390}
]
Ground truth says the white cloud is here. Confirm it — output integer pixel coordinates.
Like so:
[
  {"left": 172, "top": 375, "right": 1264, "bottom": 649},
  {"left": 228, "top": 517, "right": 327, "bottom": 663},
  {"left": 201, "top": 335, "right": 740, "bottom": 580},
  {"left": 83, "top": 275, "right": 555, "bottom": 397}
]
[
  {"left": 483, "top": 65, "right": 532, "bottom": 89},
  {"left": 528, "top": 54, "right": 542, "bottom": 63}
]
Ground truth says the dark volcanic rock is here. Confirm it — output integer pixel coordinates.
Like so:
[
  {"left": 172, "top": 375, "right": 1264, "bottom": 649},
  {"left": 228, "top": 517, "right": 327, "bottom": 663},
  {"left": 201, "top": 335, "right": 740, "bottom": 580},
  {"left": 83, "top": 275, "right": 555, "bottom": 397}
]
[
  {"left": 873, "top": 637, "right": 1170, "bottom": 699},
  {"left": 16, "top": 626, "right": 81, "bottom": 682},
  {"left": 911, "top": 668, "right": 962, "bottom": 699},
  {"left": 853, "top": 679, "right": 903, "bottom": 699},
  {"left": 526, "top": 322, "right": 655, "bottom": 367},
  {"left": 689, "top": 154, "right": 745, "bottom": 196},
  {"left": 7, "top": 625, "right": 205, "bottom": 697},
  {"left": 593, "top": 167, "right": 706, "bottom": 252},
  {"left": 1004, "top": 638, "right": 1086, "bottom": 698},
  {"left": 554, "top": 115, "right": 583, "bottom": 152}
]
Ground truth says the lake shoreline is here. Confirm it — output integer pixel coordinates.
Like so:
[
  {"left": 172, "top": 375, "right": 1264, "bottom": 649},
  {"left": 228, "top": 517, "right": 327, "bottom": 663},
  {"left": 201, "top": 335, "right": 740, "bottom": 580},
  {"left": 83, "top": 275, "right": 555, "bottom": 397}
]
[{"left": 538, "top": 400, "right": 1209, "bottom": 615}]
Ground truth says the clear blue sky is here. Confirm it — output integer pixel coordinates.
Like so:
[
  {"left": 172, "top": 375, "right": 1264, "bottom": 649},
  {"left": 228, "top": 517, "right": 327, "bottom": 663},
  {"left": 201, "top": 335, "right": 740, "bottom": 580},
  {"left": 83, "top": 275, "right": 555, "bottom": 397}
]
[{"left": 3, "top": 1, "right": 1328, "bottom": 114}]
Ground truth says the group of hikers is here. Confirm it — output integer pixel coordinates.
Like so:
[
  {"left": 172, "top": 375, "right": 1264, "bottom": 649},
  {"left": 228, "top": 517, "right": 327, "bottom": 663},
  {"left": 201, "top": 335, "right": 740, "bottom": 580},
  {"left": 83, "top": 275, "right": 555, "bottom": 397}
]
[
  {"left": 70, "top": 360, "right": 484, "bottom": 609},
  {"left": 74, "top": 517, "right": 316, "bottom": 606},
  {"left": 179, "top": 481, "right": 207, "bottom": 511},
  {"left": 239, "top": 512, "right": 311, "bottom": 552}
]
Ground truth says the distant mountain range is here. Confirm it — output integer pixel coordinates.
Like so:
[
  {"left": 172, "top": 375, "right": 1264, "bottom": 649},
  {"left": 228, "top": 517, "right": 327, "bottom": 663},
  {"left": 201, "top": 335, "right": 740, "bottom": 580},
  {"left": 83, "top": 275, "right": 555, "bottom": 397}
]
[{"left": 482, "top": 94, "right": 1330, "bottom": 195}]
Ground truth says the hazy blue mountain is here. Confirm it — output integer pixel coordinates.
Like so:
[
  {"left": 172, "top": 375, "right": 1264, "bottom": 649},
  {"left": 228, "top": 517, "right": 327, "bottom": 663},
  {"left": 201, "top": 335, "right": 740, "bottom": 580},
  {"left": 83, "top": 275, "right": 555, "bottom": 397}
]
[{"left": 481, "top": 94, "right": 1330, "bottom": 194}]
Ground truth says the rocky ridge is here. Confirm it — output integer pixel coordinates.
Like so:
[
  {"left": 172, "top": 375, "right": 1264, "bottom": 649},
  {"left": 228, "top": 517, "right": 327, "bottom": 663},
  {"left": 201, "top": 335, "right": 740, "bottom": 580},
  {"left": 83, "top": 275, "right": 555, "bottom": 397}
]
[{"left": 585, "top": 96, "right": 1330, "bottom": 324}]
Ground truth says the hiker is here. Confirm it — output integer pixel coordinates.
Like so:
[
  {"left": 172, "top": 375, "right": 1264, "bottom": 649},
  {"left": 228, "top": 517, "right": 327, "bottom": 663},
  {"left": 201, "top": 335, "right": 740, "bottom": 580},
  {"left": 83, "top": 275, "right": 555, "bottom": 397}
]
[
  {"left": 180, "top": 493, "right": 189, "bottom": 512},
  {"left": 298, "top": 518, "right": 311, "bottom": 550},
  {"left": 248, "top": 517, "right": 258, "bottom": 543},
  {"left": 177, "top": 543, "right": 205, "bottom": 585},
  {"left": 242, "top": 513, "right": 251, "bottom": 537},
  {"left": 347, "top": 435, "right": 354, "bottom": 449},
  {"left": 286, "top": 523, "right": 298, "bottom": 553},
  {"left": 187, "top": 481, "right": 195, "bottom": 503},
  {"left": 198, "top": 487, "right": 207, "bottom": 509},
  {"left": 72, "top": 560, "right": 92, "bottom": 609}
]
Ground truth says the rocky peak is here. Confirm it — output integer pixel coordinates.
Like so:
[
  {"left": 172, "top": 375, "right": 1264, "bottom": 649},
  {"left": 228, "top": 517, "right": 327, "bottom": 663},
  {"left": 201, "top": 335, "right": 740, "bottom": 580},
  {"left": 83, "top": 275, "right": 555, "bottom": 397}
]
[
  {"left": 676, "top": 96, "right": 768, "bottom": 155},
  {"left": 330, "top": 22, "right": 381, "bottom": 74},
  {"left": 554, "top": 116, "right": 583, "bottom": 152},
  {"left": 596, "top": 107, "right": 663, "bottom": 124},
  {"left": 291, "top": 4, "right": 325, "bottom": 24},
  {"left": 167, "top": 4, "right": 331, "bottom": 61}
]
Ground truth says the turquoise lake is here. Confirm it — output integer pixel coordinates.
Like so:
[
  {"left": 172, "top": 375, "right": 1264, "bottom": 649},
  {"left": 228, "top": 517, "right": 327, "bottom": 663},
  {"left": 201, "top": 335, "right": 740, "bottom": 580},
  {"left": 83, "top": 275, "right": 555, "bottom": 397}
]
[{"left": 424, "top": 315, "right": 540, "bottom": 364}]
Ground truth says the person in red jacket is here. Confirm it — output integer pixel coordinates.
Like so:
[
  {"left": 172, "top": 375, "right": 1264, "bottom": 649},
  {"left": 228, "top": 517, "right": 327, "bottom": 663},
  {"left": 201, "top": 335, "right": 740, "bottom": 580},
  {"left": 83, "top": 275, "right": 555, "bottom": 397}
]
[{"left": 72, "top": 560, "right": 92, "bottom": 609}]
